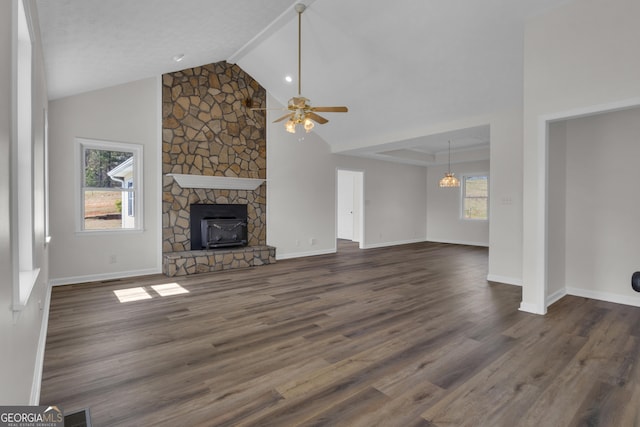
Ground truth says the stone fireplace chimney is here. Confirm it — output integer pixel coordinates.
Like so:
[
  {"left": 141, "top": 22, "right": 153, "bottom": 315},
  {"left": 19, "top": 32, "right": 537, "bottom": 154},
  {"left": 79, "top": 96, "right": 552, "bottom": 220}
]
[{"left": 161, "top": 61, "right": 267, "bottom": 254}]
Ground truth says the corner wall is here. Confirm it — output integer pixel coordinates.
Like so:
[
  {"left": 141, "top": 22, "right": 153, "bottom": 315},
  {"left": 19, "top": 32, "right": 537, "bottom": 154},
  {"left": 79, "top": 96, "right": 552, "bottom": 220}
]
[
  {"left": 427, "top": 159, "right": 490, "bottom": 247},
  {"left": 48, "top": 77, "right": 161, "bottom": 284},
  {"left": 559, "top": 108, "right": 640, "bottom": 306},
  {"left": 266, "top": 95, "right": 427, "bottom": 258}
]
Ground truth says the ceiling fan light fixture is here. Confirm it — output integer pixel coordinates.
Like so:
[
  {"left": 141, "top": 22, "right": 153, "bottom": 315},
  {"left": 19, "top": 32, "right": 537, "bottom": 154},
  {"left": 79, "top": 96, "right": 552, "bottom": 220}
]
[
  {"left": 303, "top": 117, "right": 314, "bottom": 133},
  {"left": 285, "top": 119, "right": 296, "bottom": 134},
  {"left": 255, "top": 3, "right": 346, "bottom": 135}
]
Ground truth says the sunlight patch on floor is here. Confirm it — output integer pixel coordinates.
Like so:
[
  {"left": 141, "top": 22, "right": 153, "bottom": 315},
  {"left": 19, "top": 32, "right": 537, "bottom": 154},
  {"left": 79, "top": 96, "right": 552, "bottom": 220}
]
[
  {"left": 113, "top": 283, "right": 189, "bottom": 302},
  {"left": 113, "top": 287, "right": 152, "bottom": 303},
  {"left": 151, "top": 283, "right": 189, "bottom": 296}
]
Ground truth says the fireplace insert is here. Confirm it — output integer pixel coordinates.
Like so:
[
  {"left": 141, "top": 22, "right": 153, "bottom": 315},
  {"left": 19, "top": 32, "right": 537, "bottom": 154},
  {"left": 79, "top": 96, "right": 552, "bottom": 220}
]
[{"left": 190, "top": 204, "right": 248, "bottom": 250}]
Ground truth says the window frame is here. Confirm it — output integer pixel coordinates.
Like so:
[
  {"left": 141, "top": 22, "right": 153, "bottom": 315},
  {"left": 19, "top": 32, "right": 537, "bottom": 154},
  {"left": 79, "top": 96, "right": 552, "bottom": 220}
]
[
  {"left": 461, "top": 174, "right": 489, "bottom": 221},
  {"left": 11, "top": 0, "right": 39, "bottom": 313},
  {"left": 75, "top": 138, "right": 144, "bottom": 233}
]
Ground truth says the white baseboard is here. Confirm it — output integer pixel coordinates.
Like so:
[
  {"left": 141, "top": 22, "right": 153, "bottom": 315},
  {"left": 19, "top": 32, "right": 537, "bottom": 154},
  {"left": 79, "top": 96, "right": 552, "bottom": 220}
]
[
  {"left": 519, "top": 301, "right": 546, "bottom": 315},
  {"left": 276, "top": 248, "right": 336, "bottom": 260},
  {"left": 30, "top": 283, "right": 52, "bottom": 405},
  {"left": 486, "top": 274, "right": 522, "bottom": 286},
  {"left": 425, "top": 238, "right": 489, "bottom": 248},
  {"left": 546, "top": 288, "right": 567, "bottom": 307},
  {"left": 362, "top": 238, "right": 426, "bottom": 250},
  {"left": 567, "top": 287, "right": 640, "bottom": 308},
  {"left": 50, "top": 268, "right": 161, "bottom": 287}
]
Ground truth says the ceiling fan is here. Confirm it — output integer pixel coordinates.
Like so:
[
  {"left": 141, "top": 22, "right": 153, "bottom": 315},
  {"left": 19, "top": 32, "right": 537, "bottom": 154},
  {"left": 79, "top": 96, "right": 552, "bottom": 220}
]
[{"left": 253, "top": 3, "right": 348, "bottom": 134}]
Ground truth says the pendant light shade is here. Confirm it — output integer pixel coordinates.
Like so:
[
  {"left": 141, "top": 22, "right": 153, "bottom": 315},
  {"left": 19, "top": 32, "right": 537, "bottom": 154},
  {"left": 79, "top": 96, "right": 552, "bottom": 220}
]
[{"left": 439, "top": 140, "right": 460, "bottom": 188}]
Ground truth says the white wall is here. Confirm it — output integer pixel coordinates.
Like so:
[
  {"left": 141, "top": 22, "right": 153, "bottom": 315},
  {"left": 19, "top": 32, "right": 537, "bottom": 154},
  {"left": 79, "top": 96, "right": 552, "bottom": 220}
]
[
  {"left": 487, "top": 109, "right": 524, "bottom": 286},
  {"left": 48, "top": 78, "right": 161, "bottom": 284},
  {"left": 0, "top": 0, "right": 51, "bottom": 404},
  {"left": 522, "top": 0, "right": 640, "bottom": 313},
  {"left": 266, "top": 96, "right": 427, "bottom": 258},
  {"left": 561, "top": 108, "right": 640, "bottom": 305},
  {"left": 547, "top": 121, "right": 566, "bottom": 302},
  {"left": 427, "top": 159, "right": 489, "bottom": 247},
  {"left": 266, "top": 114, "right": 336, "bottom": 258}
]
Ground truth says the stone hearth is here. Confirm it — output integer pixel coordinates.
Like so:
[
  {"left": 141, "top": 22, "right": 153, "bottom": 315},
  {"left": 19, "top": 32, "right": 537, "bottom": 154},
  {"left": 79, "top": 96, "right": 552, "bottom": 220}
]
[{"left": 163, "top": 246, "right": 275, "bottom": 277}]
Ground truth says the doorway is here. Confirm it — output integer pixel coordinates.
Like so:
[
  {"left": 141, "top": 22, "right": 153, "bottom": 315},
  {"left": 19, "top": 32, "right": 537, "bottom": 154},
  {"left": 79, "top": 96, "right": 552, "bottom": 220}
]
[{"left": 336, "top": 169, "right": 364, "bottom": 249}]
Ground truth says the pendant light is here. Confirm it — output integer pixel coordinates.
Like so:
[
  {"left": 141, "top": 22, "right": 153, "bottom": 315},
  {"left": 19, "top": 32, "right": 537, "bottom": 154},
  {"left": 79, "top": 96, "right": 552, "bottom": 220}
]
[{"left": 439, "top": 140, "right": 460, "bottom": 188}]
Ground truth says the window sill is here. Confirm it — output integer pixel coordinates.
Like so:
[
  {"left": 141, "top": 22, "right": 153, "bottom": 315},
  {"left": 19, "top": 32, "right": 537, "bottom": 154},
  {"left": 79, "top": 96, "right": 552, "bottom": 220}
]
[
  {"left": 76, "top": 228, "right": 145, "bottom": 236},
  {"left": 13, "top": 268, "right": 41, "bottom": 314}
]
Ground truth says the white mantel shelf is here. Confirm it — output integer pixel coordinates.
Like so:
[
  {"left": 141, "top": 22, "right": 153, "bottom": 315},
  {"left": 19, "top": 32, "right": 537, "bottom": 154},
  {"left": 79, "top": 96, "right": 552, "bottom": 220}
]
[{"left": 167, "top": 174, "right": 265, "bottom": 190}]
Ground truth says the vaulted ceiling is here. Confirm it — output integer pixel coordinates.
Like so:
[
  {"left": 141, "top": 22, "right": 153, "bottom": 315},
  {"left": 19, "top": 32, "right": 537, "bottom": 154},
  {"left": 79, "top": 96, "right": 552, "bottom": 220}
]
[{"left": 35, "top": 0, "right": 571, "bottom": 165}]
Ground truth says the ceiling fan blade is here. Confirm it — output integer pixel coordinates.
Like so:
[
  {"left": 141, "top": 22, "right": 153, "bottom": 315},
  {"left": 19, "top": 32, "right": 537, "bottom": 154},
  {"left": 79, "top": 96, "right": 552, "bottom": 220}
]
[
  {"left": 311, "top": 106, "right": 349, "bottom": 113},
  {"left": 307, "top": 112, "right": 329, "bottom": 124},
  {"left": 273, "top": 112, "right": 294, "bottom": 123}
]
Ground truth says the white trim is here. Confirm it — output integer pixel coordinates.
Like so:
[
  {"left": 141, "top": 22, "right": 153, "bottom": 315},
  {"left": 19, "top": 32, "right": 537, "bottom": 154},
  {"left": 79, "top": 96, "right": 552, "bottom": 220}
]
[
  {"left": 13, "top": 268, "right": 40, "bottom": 312},
  {"left": 486, "top": 274, "right": 522, "bottom": 286},
  {"left": 542, "top": 98, "right": 640, "bottom": 124},
  {"left": 30, "top": 283, "right": 52, "bottom": 405},
  {"left": 535, "top": 115, "right": 548, "bottom": 315},
  {"left": 426, "top": 238, "right": 488, "bottom": 248},
  {"left": 362, "top": 238, "right": 426, "bottom": 250},
  {"left": 546, "top": 288, "right": 567, "bottom": 307},
  {"left": 566, "top": 287, "right": 640, "bottom": 309},
  {"left": 519, "top": 301, "right": 546, "bottom": 315},
  {"left": 227, "top": 0, "right": 318, "bottom": 64},
  {"left": 50, "top": 268, "right": 161, "bottom": 287},
  {"left": 10, "top": 0, "right": 18, "bottom": 315},
  {"left": 156, "top": 76, "right": 164, "bottom": 279},
  {"left": 11, "top": 0, "right": 39, "bottom": 314},
  {"left": 276, "top": 248, "right": 336, "bottom": 260},
  {"left": 167, "top": 174, "right": 265, "bottom": 190}
]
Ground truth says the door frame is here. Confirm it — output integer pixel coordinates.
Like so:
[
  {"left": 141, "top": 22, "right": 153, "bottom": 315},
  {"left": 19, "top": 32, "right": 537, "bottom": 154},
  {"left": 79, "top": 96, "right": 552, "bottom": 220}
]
[{"left": 336, "top": 168, "right": 364, "bottom": 249}]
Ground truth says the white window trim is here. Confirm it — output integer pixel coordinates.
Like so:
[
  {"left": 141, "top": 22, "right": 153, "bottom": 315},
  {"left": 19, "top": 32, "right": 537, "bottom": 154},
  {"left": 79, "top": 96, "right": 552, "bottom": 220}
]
[
  {"left": 75, "top": 138, "right": 144, "bottom": 233},
  {"left": 11, "top": 0, "right": 39, "bottom": 315},
  {"left": 461, "top": 173, "right": 489, "bottom": 221}
]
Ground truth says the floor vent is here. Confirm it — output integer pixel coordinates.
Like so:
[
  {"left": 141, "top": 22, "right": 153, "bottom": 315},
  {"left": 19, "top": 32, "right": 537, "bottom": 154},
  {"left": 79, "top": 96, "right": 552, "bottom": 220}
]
[{"left": 65, "top": 408, "right": 92, "bottom": 427}]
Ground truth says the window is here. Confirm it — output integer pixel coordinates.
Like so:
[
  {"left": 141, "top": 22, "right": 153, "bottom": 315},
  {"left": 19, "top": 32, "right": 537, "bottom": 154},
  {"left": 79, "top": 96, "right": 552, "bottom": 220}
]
[
  {"left": 12, "top": 0, "right": 38, "bottom": 311},
  {"left": 77, "top": 139, "right": 143, "bottom": 232},
  {"left": 462, "top": 175, "right": 488, "bottom": 220}
]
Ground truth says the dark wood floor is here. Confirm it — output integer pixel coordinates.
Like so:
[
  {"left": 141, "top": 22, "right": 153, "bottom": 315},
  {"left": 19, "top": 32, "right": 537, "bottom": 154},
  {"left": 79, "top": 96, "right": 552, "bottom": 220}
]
[{"left": 40, "top": 241, "right": 640, "bottom": 426}]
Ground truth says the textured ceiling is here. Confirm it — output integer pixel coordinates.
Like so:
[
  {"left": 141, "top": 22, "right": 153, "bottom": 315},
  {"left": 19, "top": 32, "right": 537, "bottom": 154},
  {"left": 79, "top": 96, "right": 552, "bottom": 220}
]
[
  {"left": 36, "top": 0, "right": 572, "bottom": 165},
  {"left": 36, "top": 0, "right": 297, "bottom": 100}
]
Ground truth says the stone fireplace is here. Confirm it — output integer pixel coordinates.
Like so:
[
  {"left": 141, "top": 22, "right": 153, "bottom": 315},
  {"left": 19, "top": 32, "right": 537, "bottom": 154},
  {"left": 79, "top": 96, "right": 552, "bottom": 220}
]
[{"left": 161, "top": 61, "right": 275, "bottom": 276}]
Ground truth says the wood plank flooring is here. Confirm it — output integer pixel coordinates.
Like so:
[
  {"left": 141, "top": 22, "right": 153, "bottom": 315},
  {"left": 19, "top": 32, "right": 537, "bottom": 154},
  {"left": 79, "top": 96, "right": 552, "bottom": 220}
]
[{"left": 40, "top": 241, "right": 640, "bottom": 426}]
